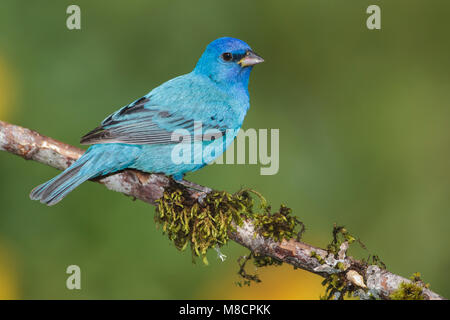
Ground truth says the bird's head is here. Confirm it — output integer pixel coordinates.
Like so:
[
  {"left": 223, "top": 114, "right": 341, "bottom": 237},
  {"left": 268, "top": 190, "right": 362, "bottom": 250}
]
[{"left": 194, "top": 37, "right": 264, "bottom": 88}]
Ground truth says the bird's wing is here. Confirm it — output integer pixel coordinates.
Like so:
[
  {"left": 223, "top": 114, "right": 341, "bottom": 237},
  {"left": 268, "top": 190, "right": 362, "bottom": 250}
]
[{"left": 80, "top": 95, "right": 226, "bottom": 146}]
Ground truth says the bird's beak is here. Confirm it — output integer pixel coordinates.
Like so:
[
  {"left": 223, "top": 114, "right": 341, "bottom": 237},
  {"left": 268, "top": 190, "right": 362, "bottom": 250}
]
[{"left": 238, "top": 51, "right": 264, "bottom": 67}]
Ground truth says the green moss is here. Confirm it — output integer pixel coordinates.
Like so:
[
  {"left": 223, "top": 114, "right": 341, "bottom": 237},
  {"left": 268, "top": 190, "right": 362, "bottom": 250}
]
[
  {"left": 409, "top": 272, "right": 429, "bottom": 287},
  {"left": 253, "top": 254, "right": 283, "bottom": 268},
  {"left": 319, "top": 225, "right": 386, "bottom": 300},
  {"left": 310, "top": 251, "right": 325, "bottom": 265},
  {"left": 155, "top": 188, "right": 252, "bottom": 264},
  {"left": 336, "top": 262, "right": 346, "bottom": 271},
  {"left": 389, "top": 272, "right": 429, "bottom": 300},
  {"left": 327, "top": 224, "right": 356, "bottom": 256},
  {"left": 389, "top": 282, "right": 425, "bottom": 300},
  {"left": 235, "top": 253, "right": 262, "bottom": 286},
  {"left": 320, "top": 274, "right": 347, "bottom": 300},
  {"left": 253, "top": 204, "right": 303, "bottom": 242},
  {"left": 155, "top": 187, "right": 303, "bottom": 267}
]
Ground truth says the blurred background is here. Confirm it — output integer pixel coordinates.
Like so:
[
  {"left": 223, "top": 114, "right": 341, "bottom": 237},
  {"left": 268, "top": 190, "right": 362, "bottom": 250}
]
[{"left": 0, "top": 0, "right": 449, "bottom": 299}]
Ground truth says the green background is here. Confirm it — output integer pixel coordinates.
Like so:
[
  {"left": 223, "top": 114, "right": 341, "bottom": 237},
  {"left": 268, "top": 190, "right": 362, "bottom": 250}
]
[{"left": 0, "top": 0, "right": 449, "bottom": 299}]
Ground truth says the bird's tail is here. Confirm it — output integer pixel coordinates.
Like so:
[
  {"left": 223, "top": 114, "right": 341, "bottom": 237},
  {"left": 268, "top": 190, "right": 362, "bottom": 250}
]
[{"left": 30, "top": 145, "right": 132, "bottom": 206}]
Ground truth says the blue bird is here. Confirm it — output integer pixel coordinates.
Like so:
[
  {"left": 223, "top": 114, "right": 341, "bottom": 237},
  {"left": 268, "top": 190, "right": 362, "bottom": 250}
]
[{"left": 30, "top": 37, "right": 264, "bottom": 205}]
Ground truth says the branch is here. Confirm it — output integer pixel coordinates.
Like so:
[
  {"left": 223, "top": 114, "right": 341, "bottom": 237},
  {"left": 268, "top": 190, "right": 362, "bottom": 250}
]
[{"left": 0, "top": 120, "right": 445, "bottom": 300}]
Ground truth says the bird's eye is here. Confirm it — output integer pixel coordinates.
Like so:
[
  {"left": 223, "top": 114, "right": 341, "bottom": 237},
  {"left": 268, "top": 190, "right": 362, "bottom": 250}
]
[{"left": 221, "top": 52, "right": 233, "bottom": 62}]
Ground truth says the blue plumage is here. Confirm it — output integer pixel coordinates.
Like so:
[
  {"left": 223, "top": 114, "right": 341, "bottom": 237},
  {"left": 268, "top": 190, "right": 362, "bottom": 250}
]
[{"left": 30, "top": 37, "right": 264, "bottom": 205}]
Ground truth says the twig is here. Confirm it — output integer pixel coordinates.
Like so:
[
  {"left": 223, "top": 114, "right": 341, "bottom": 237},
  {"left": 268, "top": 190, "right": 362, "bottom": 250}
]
[{"left": 0, "top": 120, "right": 445, "bottom": 300}]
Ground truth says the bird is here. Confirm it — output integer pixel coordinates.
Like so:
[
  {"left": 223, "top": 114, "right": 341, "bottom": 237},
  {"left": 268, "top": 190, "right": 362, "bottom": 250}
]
[{"left": 30, "top": 37, "right": 264, "bottom": 206}]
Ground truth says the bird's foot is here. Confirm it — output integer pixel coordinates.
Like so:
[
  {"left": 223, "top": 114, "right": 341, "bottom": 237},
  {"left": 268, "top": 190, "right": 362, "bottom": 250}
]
[
  {"left": 175, "top": 178, "right": 211, "bottom": 193},
  {"left": 174, "top": 178, "right": 211, "bottom": 204}
]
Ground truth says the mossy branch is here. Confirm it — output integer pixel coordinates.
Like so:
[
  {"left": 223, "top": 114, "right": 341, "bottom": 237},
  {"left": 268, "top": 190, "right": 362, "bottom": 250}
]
[{"left": 0, "top": 120, "right": 445, "bottom": 300}]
